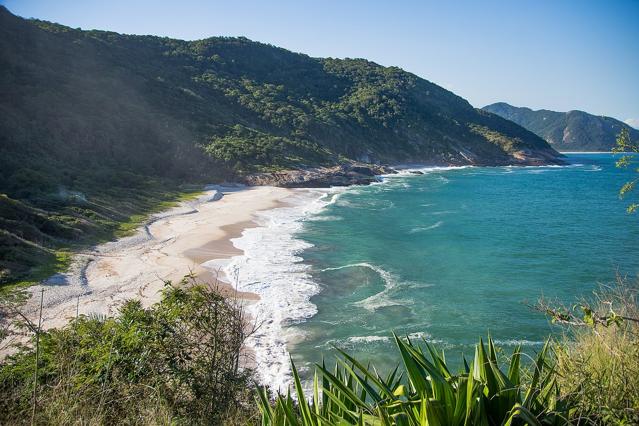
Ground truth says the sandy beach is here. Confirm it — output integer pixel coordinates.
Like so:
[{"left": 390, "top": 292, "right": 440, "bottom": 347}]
[{"left": 1, "top": 185, "right": 293, "bottom": 353}]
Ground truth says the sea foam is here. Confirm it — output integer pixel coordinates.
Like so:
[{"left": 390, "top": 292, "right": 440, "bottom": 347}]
[
  {"left": 216, "top": 188, "right": 343, "bottom": 392},
  {"left": 409, "top": 221, "right": 443, "bottom": 233}
]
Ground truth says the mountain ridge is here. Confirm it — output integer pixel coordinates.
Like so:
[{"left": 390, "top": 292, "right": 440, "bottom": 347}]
[{"left": 482, "top": 102, "right": 639, "bottom": 152}]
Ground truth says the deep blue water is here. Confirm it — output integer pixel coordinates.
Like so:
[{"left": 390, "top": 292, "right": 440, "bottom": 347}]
[{"left": 289, "top": 154, "right": 639, "bottom": 373}]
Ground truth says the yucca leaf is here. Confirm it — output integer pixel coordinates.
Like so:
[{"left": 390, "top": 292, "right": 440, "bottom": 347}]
[
  {"left": 393, "top": 333, "right": 430, "bottom": 396},
  {"left": 462, "top": 355, "right": 470, "bottom": 374},
  {"left": 503, "top": 403, "right": 543, "bottom": 426},
  {"left": 281, "top": 392, "right": 302, "bottom": 426},
  {"left": 335, "top": 347, "right": 395, "bottom": 400},
  {"left": 290, "top": 358, "right": 314, "bottom": 425},
  {"left": 256, "top": 386, "right": 274, "bottom": 425},
  {"left": 322, "top": 358, "right": 329, "bottom": 410},
  {"left": 425, "top": 341, "right": 452, "bottom": 379},
  {"left": 523, "top": 340, "right": 551, "bottom": 408},
  {"left": 384, "top": 364, "right": 402, "bottom": 395},
  {"left": 322, "top": 387, "right": 359, "bottom": 422},
  {"left": 336, "top": 357, "right": 384, "bottom": 404},
  {"left": 507, "top": 345, "right": 521, "bottom": 386},
  {"left": 313, "top": 370, "right": 321, "bottom": 417},
  {"left": 317, "top": 363, "right": 368, "bottom": 409}
]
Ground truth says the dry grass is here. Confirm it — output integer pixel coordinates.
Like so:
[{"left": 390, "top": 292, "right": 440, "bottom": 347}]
[{"left": 553, "top": 278, "right": 639, "bottom": 424}]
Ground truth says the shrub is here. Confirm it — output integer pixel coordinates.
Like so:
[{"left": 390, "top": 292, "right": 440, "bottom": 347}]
[
  {"left": 0, "top": 280, "right": 257, "bottom": 425},
  {"left": 547, "top": 279, "right": 639, "bottom": 424}
]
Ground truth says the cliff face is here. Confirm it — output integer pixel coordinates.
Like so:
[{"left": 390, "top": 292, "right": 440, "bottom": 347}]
[{"left": 483, "top": 102, "right": 639, "bottom": 152}]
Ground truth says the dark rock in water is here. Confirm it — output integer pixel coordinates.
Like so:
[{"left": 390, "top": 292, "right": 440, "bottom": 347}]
[
  {"left": 409, "top": 171, "right": 424, "bottom": 175},
  {"left": 243, "top": 163, "right": 396, "bottom": 188}
]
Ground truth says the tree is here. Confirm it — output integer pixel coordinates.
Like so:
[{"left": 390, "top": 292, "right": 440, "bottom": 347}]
[{"left": 612, "top": 127, "right": 639, "bottom": 213}]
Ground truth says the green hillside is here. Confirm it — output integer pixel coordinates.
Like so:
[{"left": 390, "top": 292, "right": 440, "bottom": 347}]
[
  {"left": 483, "top": 102, "right": 639, "bottom": 152},
  {"left": 0, "top": 6, "right": 561, "bottom": 286}
]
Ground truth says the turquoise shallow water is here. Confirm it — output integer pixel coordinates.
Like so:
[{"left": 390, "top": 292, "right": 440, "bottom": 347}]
[{"left": 289, "top": 154, "right": 639, "bottom": 373}]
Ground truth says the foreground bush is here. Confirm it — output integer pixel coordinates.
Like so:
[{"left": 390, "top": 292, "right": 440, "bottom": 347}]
[
  {"left": 258, "top": 335, "right": 572, "bottom": 425},
  {"left": 0, "top": 281, "right": 256, "bottom": 425},
  {"left": 548, "top": 280, "right": 639, "bottom": 424}
]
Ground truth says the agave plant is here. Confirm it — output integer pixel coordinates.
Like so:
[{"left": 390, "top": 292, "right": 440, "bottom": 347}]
[{"left": 257, "top": 334, "right": 573, "bottom": 425}]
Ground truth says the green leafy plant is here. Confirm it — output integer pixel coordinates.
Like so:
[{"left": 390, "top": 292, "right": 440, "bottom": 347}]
[
  {"left": 540, "top": 279, "right": 639, "bottom": 425},
  {"left": 257, "top": 334, "right": 571, "bottom": 425},
  {"left": 0, "top": 280, "right": 257, "bottom": 425},
  {"left": 612, "top": 127, "right": 639, "bottom": 214}
]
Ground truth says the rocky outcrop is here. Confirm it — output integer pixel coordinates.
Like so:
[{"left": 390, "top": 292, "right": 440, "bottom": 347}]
[{"left": 243, "top": 163, "right": 396, "bottom": 188}]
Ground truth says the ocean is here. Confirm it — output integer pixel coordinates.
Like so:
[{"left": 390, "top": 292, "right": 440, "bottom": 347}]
[{"left": 221, "top": 153, "right": 639, "bottom": 390}]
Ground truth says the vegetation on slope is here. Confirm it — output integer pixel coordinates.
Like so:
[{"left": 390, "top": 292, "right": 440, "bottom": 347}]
[
  {"left": 0, "top": 6, "right": 560, "bottom": 285},
  {"left": 0, "top": 281, "right": 256, "bottom": 425},
  {"left": 483, "top": 102, "right": 639, "bottom": 152},
  {"left": 538, "top": 279, "right": 639, "bottom": 425},
  {"left": 0, "top": 178, "right": 202, "bottom": 289},
  {"left": 2, "top": 278, "right": 638, "bottom": 424}
]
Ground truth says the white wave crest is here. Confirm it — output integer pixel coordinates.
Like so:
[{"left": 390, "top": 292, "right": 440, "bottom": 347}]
[
  {"left": 322, "top": 263, "right": 412, "bottom": 311},
  {"left": 216, "top": 188, "right": 343, "bottom": 392},
  {"left": 493, "top": 339, "right": 545, "bottom": 346},
  {"left": 388, "top": 165, "right": 474, "bottom": 176},
  {"left": 322, "top": 332, "right": 444, "bottom": 350},
  {"left": 409, "top": 221, "right": 443, "bottom": 233},
  {"left": 347, "top": 335, "right": 390, "bottom": 344}
]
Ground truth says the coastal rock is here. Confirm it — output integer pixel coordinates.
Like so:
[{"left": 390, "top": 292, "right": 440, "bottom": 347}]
[
  {"left": 243, "top": 163, "right": 396, "bottom": 188},
  {"left": 204, "top": 190, "right": 224, "bottom": 202}
]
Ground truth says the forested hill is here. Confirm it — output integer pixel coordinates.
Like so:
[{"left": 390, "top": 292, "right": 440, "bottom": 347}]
[
  {"left": 0, "top": 6, "right": 560, "bottom": 285},
  {"left": 0, "top": 6, "right": 561, "bottom": 184},
  {"left": 483, "top": 102, "right": 639, "bottom": 152}
]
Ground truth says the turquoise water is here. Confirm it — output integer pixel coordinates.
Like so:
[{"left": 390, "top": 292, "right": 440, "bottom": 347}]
[{"left": 289, "top": 154, "right": 639, "bottom": 373}]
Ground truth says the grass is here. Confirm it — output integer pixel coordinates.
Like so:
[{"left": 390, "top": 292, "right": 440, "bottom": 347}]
[
  {"left": 552, "top": 280, "right": 639, "bottom": 424},
  {"left": 113, "top": 189, "right": 203, "bottom": 239},
  {"left": 1, "top": 186, "right": 204, "bottom": 291},
  {"left": 0, "top": 251, "right": 72, "bottom": 296}
]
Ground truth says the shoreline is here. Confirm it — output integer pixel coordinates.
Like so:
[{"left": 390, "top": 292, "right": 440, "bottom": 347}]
[
  {"left": 0, "top": 185, "right": 294, "bottom": 356},
  {"left": 559, "top": 151, "right": 612, "bottom": 154},
  {"left": 215, "top": 187, "right": 341, "bottom": 390},
  {"left": 1, "top": 158, "right": 582, "bottom": 374}
]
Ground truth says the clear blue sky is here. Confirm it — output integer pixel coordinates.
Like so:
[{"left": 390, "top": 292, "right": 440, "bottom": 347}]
[{"left": 3, "top": 0, "right": 638, "bottom": 126}]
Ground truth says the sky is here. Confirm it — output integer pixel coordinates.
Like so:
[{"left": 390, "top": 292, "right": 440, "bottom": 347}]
[{"left": 3, "top": 0, "right": 638, "bottom": 126}]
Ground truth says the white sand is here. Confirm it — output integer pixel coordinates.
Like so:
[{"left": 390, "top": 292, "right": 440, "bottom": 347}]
[{"left": 1, "top": 185, "right": 292, "bottom": 354}]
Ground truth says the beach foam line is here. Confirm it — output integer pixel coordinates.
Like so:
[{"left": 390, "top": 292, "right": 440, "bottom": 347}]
[
  {"left": 319, "top": 332, "right": 445, "bottom": 350},
  {"left": 217, "top": 187, "right": 344, "bottom": 392},
  {"left": 383, "top": 165, "right": 473, "bottom": 177},
  {"left": 493, "top": 339, "right": 545, "bottom": 347}
]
